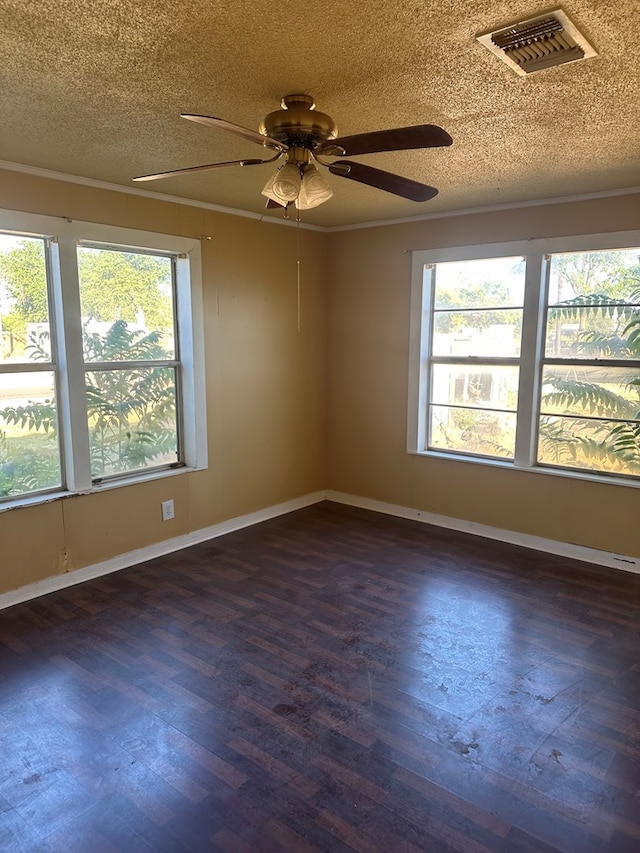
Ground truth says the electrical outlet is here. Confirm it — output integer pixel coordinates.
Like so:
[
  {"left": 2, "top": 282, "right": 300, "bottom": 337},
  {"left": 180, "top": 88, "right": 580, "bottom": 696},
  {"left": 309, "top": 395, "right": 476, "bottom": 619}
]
[{"left": 161, "top": 499, "right": 174, "bottom": 521}]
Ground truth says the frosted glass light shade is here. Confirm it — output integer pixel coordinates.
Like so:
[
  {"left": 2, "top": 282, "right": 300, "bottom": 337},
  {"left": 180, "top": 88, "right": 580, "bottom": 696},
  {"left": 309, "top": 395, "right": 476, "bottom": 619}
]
[
  {"left": 261, "top": 163, "right": 301, "bottom": 204},
  {"left": 296, "top": 164, "right": 333, "bottom": 209}
]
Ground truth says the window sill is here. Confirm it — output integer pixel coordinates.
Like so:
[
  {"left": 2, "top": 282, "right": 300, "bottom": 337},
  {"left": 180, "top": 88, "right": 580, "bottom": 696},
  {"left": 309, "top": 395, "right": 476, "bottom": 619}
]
[
  {"left": 0, "top": 464, "right": 201, "bottom": 514},
  {"left": 407, "top": 448, "right": 640, "bottom": 489}
]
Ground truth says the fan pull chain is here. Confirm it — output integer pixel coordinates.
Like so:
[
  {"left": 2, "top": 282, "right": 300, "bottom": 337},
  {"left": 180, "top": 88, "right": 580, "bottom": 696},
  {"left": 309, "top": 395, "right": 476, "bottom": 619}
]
[
  {"left": 297, "top": 259, "right": 301, "bottom": 333},
  {"left": 296, "top": 218, "right": 301, "bottom": 333}
]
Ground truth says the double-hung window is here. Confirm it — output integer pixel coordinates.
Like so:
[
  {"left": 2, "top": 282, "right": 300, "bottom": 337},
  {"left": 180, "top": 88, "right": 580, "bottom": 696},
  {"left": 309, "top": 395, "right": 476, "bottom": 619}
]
[
  {"left": 0, "top": 211, "right": 206, "bottom": 505},
  {"left": 408, "top": 231, "right": 640, "bottom": 484}
]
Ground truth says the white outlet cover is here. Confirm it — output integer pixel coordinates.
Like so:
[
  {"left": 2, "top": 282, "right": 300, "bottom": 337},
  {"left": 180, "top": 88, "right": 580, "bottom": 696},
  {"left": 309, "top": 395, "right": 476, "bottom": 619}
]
[{"left": 161, "top": 500, "right": 174, "bottom": 521}]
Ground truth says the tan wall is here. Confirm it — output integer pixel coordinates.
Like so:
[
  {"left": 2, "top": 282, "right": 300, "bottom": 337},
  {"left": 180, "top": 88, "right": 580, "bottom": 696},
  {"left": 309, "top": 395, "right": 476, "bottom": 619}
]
[
  {"left": 2, "top": 174, "right": 638, "bottom": 599},
  {"left": 327, "top": 194, "right": 640, "bottom": 557},
  {"left": 0, "top": 170, "right": 327, "bottom": 594}
]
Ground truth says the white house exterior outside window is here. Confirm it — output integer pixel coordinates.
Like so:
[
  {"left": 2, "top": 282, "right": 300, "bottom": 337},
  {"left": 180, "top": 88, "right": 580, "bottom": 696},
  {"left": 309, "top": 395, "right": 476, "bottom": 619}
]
[
  {"left": 408, "top": 231, "right": 640, "bottom": 485},
  {"left": 0, "top": 210, "right": 206, "bottom": 507}
]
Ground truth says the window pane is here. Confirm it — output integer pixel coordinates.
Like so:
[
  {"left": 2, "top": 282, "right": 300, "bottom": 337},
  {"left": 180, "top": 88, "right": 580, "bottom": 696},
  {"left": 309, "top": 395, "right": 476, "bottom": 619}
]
[
  {"left": 548, "top": 249, "right": 640, "bottom": 305},
  {"left": 86, "top": 366, "right": 179, "bottom": 479},
  {"left": 432, "top": 364, "right": 519, "bottom": 411},
  {"left": 546, "top": 249, "right": 640, "bottom": 359},
  {"left": 0, "top": 372, "right": 61, "bottom": 496},
  {"left": 538, "top": 415, "right": 640, "bottom": 476},
  {"left": 429, "top": 405, "right": 516, "bottom": 458},
  {"left": 433, "top": 310, "right": 522, "bottom": 357},
  {"left": 0, "top": 234, "right": 51, "bottom": 365},
  {"left": 539, "top": 365, "right": 640, "bottom": 474},
  {"left": 545, "top": 305, "right": 640, "bottom": 359},
  {"left": 78, "top": 246, "right": 175, "bottom": 362},
  {"left": 426, "top": 256, "right": 524, "bottom": 462},
  {"left": 540, "top": 365, "right": 640, "bottom": 420},
  {"left": 433, "top": 256, "right": 525, "bottom": 310}
]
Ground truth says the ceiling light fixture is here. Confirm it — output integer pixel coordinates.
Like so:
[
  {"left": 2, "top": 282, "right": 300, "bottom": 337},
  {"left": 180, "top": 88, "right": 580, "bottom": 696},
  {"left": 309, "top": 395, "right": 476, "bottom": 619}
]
[
  {"left": 134, "top": 94, "right": 453, "bottom": 213},
  {"left": 261, "top": 157, "right": 334, "bottom": 210}
]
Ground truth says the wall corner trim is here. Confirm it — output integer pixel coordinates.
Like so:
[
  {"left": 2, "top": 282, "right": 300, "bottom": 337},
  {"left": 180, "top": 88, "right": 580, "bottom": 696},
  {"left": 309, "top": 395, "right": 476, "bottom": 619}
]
[
  {"left": 0, "top": 491, "right": 326, "bottom": 611},
  {"left": 326, "top": 491, "right": 640, "bottom": 575}
]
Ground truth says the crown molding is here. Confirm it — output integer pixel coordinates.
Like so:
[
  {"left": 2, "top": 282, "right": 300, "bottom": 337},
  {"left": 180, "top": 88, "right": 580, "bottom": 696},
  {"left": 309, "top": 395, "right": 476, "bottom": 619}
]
[
  {"left": 0, "top": 160, "right": 326, "bottom": 232},
  {"left": 1, "top": 159, "right": 637, "bottom": 234},
  {"left": 326, "top": 186, "right": 640, "bottom": 232}
]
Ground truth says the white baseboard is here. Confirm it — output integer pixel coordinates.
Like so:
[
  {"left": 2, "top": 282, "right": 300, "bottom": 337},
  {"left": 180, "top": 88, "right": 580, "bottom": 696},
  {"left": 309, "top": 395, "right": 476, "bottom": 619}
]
[
  {"left": 3, "top": 487, "right": 637, "bottom": 611},
  {"left": 326, "top": 490, "right": 640, "bottom": 575},
  {"left": 0, "top": 490, "right": 326, "bottom": 611}
]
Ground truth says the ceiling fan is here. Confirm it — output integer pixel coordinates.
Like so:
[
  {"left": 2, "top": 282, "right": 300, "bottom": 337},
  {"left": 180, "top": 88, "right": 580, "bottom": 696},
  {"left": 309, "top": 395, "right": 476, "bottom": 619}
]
[{"left": 133, "top": 94, "right": 452, "bottom": 212}]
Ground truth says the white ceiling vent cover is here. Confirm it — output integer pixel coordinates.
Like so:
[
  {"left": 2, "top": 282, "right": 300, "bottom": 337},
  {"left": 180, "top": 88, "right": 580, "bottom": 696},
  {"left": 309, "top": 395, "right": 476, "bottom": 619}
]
[{"left": 477, "top": 9, "right": 597, "bottom": 76}]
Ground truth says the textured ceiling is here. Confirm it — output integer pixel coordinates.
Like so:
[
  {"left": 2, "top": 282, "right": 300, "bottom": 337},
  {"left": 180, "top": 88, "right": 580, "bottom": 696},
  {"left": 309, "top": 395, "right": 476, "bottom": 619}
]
[{"left": 1, "top": 0, "right": 639, "bottom": 227}]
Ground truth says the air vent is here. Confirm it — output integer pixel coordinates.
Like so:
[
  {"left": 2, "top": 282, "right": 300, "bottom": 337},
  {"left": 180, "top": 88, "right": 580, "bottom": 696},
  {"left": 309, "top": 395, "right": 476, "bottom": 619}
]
[{"left": 477, "top": 9, "right": 597, "bottom": 75}]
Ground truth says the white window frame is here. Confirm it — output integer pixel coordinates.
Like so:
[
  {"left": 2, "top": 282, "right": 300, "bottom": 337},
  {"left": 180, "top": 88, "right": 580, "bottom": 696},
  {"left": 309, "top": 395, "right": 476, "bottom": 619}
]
[
  {"left": 408, "top": 230, "right": 640, "bottom": 488},
  {"left": 0, "top": 209, "right": 207, "bottom": 509}
]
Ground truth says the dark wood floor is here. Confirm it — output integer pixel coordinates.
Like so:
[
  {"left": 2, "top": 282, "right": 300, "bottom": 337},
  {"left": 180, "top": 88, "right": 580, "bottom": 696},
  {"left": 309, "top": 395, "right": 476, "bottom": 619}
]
[{"left": 0, "top": 501, "right": 638, "bottom": 852}]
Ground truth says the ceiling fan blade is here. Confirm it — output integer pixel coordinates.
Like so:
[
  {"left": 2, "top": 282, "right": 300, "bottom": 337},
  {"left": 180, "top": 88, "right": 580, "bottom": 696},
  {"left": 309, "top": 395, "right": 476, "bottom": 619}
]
[
  {"left": 317, "top": 124, "right": 452, "bottom": 157},
  {"left": 328, "top": 160, "right": 438, "bottom": 202},
  {"left": 133, "top": 157, "right": 277, "bottom": 182},
  {"left": 265, "top": 198, "right": 289, "bottom": 209},
  {"left": 181, "top": 114, "right": 288, "bottom": 152}
]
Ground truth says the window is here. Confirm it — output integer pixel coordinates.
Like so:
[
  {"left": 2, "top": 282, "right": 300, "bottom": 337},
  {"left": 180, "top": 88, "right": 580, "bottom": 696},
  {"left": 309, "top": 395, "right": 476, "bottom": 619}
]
[
  {"left": 408, "top": 232, "right": 640, "bottom": 483},
  {"left": 427, "top": 256, "right": 524, "bottom": 459},
  {"left": 0, "top": 235, "right": 60, "bottom": 496},
  {"left": 0, "top": 211, "right": 206, "bottom": 505}
]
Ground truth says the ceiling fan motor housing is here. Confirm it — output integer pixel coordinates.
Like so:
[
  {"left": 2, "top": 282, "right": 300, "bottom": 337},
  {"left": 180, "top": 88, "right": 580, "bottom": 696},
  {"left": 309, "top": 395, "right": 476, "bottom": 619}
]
[{"left": 259, "top": 94, "right": 338, "bottom": 148}]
